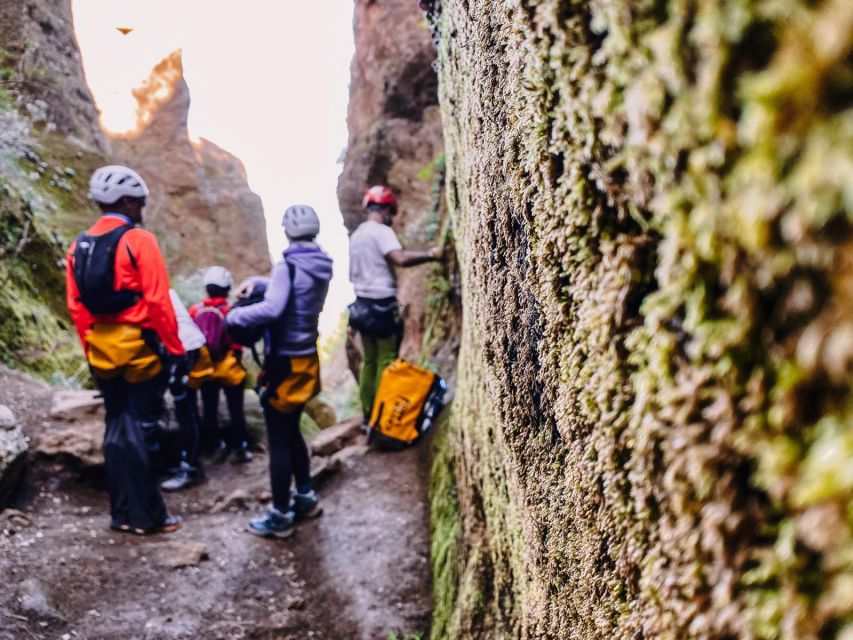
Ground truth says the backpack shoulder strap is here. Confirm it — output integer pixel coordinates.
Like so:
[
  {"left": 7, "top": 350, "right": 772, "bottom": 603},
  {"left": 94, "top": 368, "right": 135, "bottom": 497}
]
[
  {"left": 283, "top": 261, "right": 297, "bottom": 312},
  {"left": 250, "top": 343, "right": 264, "bottom": 368},
  {"left": 72, "top": 223, "right": 136, "bottom": 298},
  {"left": 196, "top": 304, "right": 225, "bottom": 319},
  {"left": 256, "top": 263, "right": 296, "bottom": 372}
]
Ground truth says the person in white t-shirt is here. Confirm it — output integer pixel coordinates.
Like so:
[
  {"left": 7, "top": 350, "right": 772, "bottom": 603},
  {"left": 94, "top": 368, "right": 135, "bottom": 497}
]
[{"left": 348, "top": 185, "right": 442, "bottom": 422}]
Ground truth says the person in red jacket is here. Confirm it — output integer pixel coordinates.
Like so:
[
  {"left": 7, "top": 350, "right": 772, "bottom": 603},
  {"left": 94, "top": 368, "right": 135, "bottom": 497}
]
[
  {"left": 189, "top": 266, "right": 252, "bottom": 464},
  {"left": 66, "top": 165, "right": 184, "bottom": 535}
]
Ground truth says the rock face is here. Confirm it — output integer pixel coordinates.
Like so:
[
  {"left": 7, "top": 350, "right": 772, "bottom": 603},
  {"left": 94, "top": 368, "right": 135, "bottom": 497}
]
[
  {"left": 36, "top": 391, "right": 104, "bottom": 467},
  {"left": 0, "top": 405, "right": 27, "bottom": 508},
  {"left": 0, "top": 0, "right": 105, "bottom": 152},
  {"left": 432, "top": 2, "right": 853, "bottom": 639},
  {"left": 112, "top": 51, "right": 270, "bottom": 283},
  {"left": 338, "top": 0, "right": 448, "bottom": 359}
]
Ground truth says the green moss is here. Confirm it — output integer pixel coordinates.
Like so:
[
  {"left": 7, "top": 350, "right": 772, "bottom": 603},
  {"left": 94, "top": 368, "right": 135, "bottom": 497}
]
[
  {"left": 434, "top": 0, "right": 853, "bottom": 636},
  {"left": 0, "top": 123, "right": 106, "bottom": 382},
  {"left": 429, "top": 407, "right": 461, "bottom": 640}
]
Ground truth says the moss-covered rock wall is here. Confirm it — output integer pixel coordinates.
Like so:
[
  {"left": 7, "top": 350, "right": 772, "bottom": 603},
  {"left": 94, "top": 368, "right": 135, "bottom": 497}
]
[{"left": 433, "top": 1, "right": 852, "bottom": 638}]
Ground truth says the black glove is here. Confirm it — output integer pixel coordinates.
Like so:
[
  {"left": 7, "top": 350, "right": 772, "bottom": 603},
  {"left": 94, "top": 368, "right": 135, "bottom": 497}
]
[{"left": 167, "top": 354, "right": 190, "bottom": 401}]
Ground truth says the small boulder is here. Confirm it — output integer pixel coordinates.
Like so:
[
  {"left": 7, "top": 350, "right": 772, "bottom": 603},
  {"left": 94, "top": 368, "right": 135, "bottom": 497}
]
[
  {"left": 210, "top": 488, "right": 249, "bottom": 513},
  {"left": 18, "top": 578, "right": 64, "bottom": 622},
  {"left": 50, "top": 390, "right": 103, "bottom": 422},
  {"left": 36, "top": 420, "right": 104, "bottom": 468},
  {"left": 0, "top": 405, "right": 28, "bottom": 508},
  {"left": 309, "top": 418, "right": 363, "bottom": 457},
  {"left": 331, "top": 443, "right": 370, "bottom": 467},
  {"left": 305, "top": 397, "right": 337, "bottom": 430},
  {"left": 310, "top": 456, "right": 341, "bottom": 484},
  {"left": 0, "top": 405, "right": 16, "bottom": 429},
  {"left": 150, "top": 540, "right": 208, "bottom": 569}
]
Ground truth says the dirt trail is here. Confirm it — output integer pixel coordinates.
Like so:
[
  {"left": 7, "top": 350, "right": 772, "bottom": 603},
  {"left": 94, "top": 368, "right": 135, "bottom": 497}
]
[{"left": 0, "top": 368, "right": 433, "bottom": 640}]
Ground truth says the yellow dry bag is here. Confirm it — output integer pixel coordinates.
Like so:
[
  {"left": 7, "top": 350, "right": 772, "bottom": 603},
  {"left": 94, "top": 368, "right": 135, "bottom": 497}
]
[{"left": 368, "top": 359, "right": 446, "bottom": 449}]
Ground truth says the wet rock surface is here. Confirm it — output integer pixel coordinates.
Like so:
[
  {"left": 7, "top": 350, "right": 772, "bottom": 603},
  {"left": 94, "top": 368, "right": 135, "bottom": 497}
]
[{"left": 435, "top": 1, "right": 853, "bottom": 637}]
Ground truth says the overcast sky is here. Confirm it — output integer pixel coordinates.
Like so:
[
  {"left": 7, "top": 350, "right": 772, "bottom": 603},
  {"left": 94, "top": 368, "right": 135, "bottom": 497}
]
[{"left": 72, "top": 0, "right": 355, "bottom": 335}]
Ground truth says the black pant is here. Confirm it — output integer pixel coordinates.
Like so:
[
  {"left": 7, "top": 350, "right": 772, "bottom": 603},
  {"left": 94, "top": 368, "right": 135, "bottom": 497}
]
[
  {"left": 160, "top": 389, "right": 201, "bottom": 469},
  {"left": 97, "top": 375, "right": 169, "bottom": 531},
  {"left": 264, "top": 404, "right": 311, "bottom": 512},
  {"left": 199, "top": 382, "right": 248, "bottom": 450}
]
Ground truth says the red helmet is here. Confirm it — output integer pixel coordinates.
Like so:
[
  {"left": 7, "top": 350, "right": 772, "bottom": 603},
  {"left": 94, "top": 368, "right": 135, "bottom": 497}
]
[{"left": 362, "top": 185, "right": 397, "bottom": 211}]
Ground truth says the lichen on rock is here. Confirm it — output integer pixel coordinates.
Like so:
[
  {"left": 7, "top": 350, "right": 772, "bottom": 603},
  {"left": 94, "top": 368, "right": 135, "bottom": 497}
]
[{"left": 434, "top": 0, "right": 853, "bottom": 637}]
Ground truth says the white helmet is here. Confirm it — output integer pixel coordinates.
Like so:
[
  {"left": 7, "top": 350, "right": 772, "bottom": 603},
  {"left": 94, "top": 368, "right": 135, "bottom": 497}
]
[
  {"left": 282, "top": 205, "right": 320, "bottom": 240},
  {"left": 202, "top": 265, "right": 233, "bottom": 289},
  {"left": 89, "top": 165, "right": 150, "bottom": 204}
]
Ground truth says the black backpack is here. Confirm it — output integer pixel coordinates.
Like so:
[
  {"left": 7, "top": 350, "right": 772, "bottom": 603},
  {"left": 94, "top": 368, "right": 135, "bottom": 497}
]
[
  {"left": 228, "top": 280, "right": 269, "bottom": 350},
  {"left": 73, "top": 224, "right": 141, "bottom": 314},
  {"left": 228, "top": 264, "right": 296, "bottom": 367}
]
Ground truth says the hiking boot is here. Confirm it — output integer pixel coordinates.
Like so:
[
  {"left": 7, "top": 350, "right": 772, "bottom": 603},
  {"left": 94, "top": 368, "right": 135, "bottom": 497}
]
[
  {"left": 291, "top": 489, "right": 322, "bottom": 520},
  {"left": 160, "top": 462, "right": 204, "bottom": 492},
  {"left": 212, "top": 440, "right": 229, "bottom": 464},
  {"left": 230, "top": 443, "right": 253, "bottom": 465},
  {"left": 247, "top": 506, "right": 295, "bottom": 539}
]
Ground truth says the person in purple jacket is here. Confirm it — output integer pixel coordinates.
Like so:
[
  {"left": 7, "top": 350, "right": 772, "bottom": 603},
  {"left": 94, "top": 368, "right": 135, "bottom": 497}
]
[{"left": 227, "top": 205, "right": 333, "bottom": 539}]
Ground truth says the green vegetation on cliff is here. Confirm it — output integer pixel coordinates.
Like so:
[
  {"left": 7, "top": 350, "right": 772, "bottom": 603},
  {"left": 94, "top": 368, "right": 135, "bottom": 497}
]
[
  {"left": 433, "top": 0, "right": 852, "bottom": 638},
  {"left": 0, "top": 107, "right": 102, "bottom": 381}
]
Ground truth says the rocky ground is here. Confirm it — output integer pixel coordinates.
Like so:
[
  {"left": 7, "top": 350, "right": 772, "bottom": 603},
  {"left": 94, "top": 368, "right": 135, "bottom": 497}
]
[{"left": 0, "top": 367, "right": 432, "bottom": 640}]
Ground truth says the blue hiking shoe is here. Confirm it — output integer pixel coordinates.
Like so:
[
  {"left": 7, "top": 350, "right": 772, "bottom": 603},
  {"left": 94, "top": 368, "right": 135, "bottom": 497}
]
[
  {"left": 247, "top": 506, "right": 295, "bottom": 539},
  {"left": 291, "top": 489, "right": 323, "bottom": 520}
]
